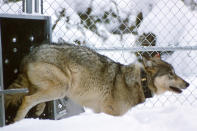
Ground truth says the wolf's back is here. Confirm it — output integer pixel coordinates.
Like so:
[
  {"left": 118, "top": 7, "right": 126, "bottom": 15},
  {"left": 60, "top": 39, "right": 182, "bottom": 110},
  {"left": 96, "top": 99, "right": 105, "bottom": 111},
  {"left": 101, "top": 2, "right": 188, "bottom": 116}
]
[{"left": 21, "top": 43, "right": 114, "bottom": 72}]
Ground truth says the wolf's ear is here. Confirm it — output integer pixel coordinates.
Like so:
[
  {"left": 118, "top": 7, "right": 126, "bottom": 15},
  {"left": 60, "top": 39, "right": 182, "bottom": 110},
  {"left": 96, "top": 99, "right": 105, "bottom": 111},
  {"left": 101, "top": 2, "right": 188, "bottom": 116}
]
[
  {"left": 153, "top": 53, "right": 161, "bottom": 60},
  {"left": 142, "top": 56, "right": 158, "bottom": 68},
  {"left": 142, "top": 53, "right": 161, "bottom": 68}
]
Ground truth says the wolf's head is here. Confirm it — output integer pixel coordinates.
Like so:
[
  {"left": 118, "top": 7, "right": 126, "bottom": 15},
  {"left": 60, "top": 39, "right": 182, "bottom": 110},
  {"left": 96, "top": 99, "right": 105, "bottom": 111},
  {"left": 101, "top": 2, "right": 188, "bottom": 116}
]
[{"left": 142, "top": 54, "right": 190, "bottom": 95}]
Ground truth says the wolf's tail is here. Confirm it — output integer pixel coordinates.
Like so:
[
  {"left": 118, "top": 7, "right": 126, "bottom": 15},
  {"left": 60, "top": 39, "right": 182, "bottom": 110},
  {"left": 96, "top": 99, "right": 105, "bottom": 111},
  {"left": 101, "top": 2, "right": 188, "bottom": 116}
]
[{"left": 5, "top": 74, "right": 30, "bottom": 109}]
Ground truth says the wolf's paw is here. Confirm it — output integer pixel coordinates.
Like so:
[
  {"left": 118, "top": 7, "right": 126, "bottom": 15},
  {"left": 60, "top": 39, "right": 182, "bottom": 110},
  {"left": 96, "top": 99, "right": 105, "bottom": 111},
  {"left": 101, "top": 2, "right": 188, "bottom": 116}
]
[{"left": 35, "top": 103, "right": 46, "bottom": 116}]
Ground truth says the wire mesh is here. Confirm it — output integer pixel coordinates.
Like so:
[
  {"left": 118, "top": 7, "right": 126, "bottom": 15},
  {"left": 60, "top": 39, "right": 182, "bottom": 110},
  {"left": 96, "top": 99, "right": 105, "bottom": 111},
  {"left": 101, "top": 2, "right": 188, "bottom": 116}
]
[{"left": 0, "top": 0, "right": 197, "bottom": 108}]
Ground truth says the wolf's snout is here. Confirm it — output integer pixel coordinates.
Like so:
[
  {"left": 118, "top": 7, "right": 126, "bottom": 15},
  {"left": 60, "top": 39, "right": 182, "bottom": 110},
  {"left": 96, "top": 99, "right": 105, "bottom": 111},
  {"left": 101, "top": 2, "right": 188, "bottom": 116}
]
[{"left": 185, "top": 82, "right": 190, "bottom": 88}]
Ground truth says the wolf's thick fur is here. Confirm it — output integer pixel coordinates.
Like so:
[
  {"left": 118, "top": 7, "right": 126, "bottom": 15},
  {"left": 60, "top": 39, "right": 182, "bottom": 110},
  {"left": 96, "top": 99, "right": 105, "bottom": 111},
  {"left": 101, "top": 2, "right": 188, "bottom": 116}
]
[{"left": 5, "top": 43, "right": 189, "bottom": 122}]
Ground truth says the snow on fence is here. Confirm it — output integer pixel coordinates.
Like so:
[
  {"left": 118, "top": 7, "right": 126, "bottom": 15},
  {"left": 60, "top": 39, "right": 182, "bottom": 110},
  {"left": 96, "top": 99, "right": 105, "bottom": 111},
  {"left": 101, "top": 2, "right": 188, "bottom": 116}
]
[{"left": 0, "top": 0, "right": 197, "bottom": 108}]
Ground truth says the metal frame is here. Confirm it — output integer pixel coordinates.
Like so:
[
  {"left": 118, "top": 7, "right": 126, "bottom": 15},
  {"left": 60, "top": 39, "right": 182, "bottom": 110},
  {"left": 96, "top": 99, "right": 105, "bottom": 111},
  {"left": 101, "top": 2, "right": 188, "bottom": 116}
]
[
  {"left": 0, "top": 89, "right": 28, "bottom": 95},
  {"left": 0, "top": 13, "right": 50, "bottom": 20},
  {"left": 0, "top": 18, "right": 5, "bottom": 127}
]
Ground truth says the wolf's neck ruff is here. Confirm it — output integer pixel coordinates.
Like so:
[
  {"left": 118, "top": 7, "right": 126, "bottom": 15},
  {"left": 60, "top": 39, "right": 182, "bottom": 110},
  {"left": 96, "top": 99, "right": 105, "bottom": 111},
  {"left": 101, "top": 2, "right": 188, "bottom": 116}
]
[{"left": 140, "top": 69, "right": 153, "bottom": 98}]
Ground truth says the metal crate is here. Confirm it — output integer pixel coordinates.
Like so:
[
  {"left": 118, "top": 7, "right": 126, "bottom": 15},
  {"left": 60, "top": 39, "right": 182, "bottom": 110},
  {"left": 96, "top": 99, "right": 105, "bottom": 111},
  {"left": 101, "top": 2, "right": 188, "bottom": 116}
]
[{"left": 0, "top": 14, "right": 84, "bottom": 126}]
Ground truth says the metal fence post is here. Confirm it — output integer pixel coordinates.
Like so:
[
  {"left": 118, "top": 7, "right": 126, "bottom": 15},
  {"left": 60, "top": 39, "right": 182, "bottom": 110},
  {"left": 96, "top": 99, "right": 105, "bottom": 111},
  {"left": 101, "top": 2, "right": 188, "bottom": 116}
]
[
  {"left": 35, "top": 0, "right": 39, "bottom": 13},
  {"left": 22, "top": 0, "right": 42, "bottom": 14},
  {"left": 26, "top": 0, "right": 32, "bottom": 14}
]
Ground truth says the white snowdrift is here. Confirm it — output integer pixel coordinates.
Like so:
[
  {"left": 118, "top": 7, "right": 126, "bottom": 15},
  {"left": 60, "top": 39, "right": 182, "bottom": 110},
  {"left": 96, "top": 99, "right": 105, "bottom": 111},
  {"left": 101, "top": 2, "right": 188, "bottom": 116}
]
[{"left": 1, "top": 104, "right": 197, "bottom": 131}]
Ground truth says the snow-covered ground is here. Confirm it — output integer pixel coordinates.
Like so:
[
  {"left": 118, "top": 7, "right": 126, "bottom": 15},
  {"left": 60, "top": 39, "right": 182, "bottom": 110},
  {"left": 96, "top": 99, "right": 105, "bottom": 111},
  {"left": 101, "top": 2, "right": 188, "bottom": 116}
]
[{"left": 1, "top": 104, "right": 197, "bottom": 131}]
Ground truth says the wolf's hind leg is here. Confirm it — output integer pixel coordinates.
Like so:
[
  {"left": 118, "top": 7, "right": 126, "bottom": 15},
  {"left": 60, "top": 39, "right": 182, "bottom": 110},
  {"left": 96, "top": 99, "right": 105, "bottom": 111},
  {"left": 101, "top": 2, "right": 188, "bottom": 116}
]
[
  {"left": 14, "top": 62, "right": 70, "bottom": 122},
  {"left": 14, "top": 88, "right": 65, "bottom": 121}
]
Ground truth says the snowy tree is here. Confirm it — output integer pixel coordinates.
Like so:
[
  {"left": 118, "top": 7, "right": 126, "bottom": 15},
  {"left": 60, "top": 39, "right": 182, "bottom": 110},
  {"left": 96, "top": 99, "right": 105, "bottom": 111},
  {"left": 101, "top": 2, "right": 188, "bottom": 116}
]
[
  {"left": 51, "top": 0, "right": 145, "bottom": 45},
  {"left": 182, "top": 0, "right": 197, "bottom": 10}
]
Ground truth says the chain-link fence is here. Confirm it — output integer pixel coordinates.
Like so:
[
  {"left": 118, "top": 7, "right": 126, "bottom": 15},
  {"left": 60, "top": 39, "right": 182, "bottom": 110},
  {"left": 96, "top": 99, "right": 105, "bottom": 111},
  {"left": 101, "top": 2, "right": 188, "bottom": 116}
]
[{"left": 0, "top": 0, "right": 197, "bottom": 108}]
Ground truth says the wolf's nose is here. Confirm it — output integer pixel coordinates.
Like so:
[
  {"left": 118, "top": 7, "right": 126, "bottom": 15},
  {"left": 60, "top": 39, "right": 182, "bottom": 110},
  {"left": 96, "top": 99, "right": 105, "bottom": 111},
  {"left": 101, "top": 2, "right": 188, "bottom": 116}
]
[{"left": 185, "top": 82, "right": 190, "bottom": 87}]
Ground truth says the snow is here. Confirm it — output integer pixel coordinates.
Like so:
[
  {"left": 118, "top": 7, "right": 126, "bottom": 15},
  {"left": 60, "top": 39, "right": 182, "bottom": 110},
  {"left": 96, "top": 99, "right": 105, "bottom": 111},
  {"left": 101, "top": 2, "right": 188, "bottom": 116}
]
[{"left": 1, "top": 104, "right": 197, "bottom": 131}]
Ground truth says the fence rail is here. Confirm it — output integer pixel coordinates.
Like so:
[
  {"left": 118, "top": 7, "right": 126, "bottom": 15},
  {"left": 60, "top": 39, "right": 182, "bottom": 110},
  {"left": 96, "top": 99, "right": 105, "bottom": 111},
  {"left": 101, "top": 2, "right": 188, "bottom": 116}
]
[{"left": 94, "top": 46, "right": 197, "bottom": 51}]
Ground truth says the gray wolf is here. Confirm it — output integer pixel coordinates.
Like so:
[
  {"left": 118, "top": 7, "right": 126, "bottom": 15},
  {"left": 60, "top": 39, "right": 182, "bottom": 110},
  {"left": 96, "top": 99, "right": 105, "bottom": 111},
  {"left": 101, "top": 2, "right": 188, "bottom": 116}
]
[{"left": 5, "top": 42, "right": 189, "bottom": 122}]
